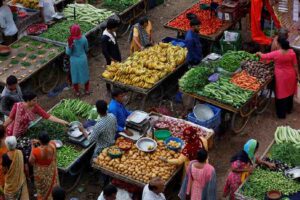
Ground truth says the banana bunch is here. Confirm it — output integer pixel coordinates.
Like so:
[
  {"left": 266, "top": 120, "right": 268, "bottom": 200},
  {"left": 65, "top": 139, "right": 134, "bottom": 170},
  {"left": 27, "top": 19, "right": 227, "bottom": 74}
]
[{"left": 102, "top": 43, "right": 187, "bottom": 89}]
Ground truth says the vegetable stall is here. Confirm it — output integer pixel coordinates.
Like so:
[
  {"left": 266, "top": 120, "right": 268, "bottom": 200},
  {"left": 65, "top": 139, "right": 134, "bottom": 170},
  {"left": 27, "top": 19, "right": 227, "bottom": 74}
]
[
  {"left": 0, "top": 36, "right": 64, "bottom": 92},
  {"left": 101, "top": 42, "right": 188, "bottom": 109},
  {"left": 179, "top": 51, "right": 274, "bottom": 133},
  {"left": 164, "top": 2, "right": 247, "bottom": 51},
  {"left": 235, "top": 126, "right": 300, "bottom": 199},
  {"left": 92, "top": 112, "right": 214, "bottom": 188}
]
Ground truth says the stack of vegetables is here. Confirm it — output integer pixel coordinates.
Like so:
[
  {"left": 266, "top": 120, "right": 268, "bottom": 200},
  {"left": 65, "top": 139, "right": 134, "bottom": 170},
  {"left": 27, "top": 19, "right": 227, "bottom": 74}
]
[
  {"left": 12, "top": 0, "right": 39, "bottom": 9},
  {"left": 241, "top": 60, "right": 274, "bottom": 83},
  {"left": 22, "top": 99, "right": 95, "bottom": 168},
  {"left": 39, "top": 20, "right": 94, "bottom": 42},
  {"left": 102, "top": 43, "right": 187, "bottom": 89},
  {"left": 167, "top": 3, "right": 223, "bottom": 35},
  {"left": 230, "top": 71, "right": 261, "bottom": 91},
  {"left": 63, "top": 4, "right": 114, "bottom": 26},
  {"left": 102, "top": 0, "right": 139, "bottom": 12},
  {"left": 94, "top": 140, "right": 181, "bottom": 183},
  {"left": 239, "top": 126, "right": 300, "bottom": 199}
]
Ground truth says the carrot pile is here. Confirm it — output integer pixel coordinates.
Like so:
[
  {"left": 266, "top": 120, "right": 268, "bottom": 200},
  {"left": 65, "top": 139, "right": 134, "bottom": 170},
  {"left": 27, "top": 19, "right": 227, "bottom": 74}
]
[{"left": 231, "top": 70, "right": 261, "bottom": 91}]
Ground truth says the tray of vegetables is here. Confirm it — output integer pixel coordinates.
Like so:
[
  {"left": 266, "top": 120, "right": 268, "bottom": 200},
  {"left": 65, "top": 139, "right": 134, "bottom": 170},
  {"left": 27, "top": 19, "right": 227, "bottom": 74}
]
[
  {"left": 235, "top": 128, "right": 300, "bottom": 200},
  {"left": 22, "top": 99, "right": 96, "bottom": 171},
  {"left": 0, "top": 36, "right": 64, "bottom": 85},
  {"left": 63, "top": 4, "right": 114, "bottom": 26}
]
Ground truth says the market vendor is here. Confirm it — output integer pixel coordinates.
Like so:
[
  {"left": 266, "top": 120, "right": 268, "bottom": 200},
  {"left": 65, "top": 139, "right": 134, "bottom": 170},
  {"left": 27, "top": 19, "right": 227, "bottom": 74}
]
[
  {"left": 271, "top": 28, "right": 289, "bottom": 51},
  {"left": 82, "top": 100, "right": 117, "bottom": 159},
  {"left": 108, "top": 89, "right": 133, "bottom": 136},
  {"left": 185, "top": 18, "right": 202, "bottom": 66},
  {"left": 0, "top": 0, "right": 18, "bottom": 45},
  {"left": 223, "top": 139, "right": 275, "bottom": 199},
  {"left": 160, "top": 127, "right": 208, "bottom": 175},
  {"left": 142, "top": 177, "right": 166, "bottom": 200},
  {"left": 1, "top": 75, "right": 23, "bottom": 117},
  {"left": 128, "top": 16, "right": 153, "bottom": 54},
  {"left": 3, "top": 92, "right": 69, "bottom": 137},
  {"left": 39, "top": 0, "right": 56, "bottom": 23},
  {"left": 257, "top": 38, "right": 299, "bottom": 119}
]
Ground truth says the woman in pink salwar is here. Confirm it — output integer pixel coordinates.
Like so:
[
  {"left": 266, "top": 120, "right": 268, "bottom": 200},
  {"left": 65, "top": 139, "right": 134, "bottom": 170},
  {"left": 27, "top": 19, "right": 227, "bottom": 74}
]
[
  {"left": 3, "top": 92, "right": 69, "bottom": 137},
  {"left": 179, "top": 149, "right": 216, "bottom": 200},
  {"left": 257, "top": 38, "right": 299, "bottom": 119}
]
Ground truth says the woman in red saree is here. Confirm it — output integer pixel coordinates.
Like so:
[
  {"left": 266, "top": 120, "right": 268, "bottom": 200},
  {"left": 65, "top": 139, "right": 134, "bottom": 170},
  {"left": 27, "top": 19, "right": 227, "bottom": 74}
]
[
  {"left": 3, "top": 92, "right": 69, "bottom": 137},
  {"left": 0, "top": 126, "right": 7, "bottom": 200},
  {"left": 29, "top": 132, "right": 59, "bottom": 200}
]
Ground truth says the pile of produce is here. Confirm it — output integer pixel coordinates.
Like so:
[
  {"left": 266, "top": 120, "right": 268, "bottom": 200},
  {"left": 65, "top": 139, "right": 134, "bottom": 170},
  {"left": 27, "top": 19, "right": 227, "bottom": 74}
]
[
  {"left": 94, "top": 140, "right": 180, "bottom": 183},
  {"left": 274, "top": 126, "right": 300, "bottom": 147},
  {"left": 154, "top": 117, "right": 209, "bottom": 139},
  {"left": 39, "top": 20, "right": 94, "bottom": 42},
  {"left": 230, "top": 70, "right": 261, "bottom": 91},
  {"left": 198, "top": 77, "right": 254, "bottom": 108},
  {"left": 102, "top": 43, "right": 187, "bottom": 89},
  {"left": 218, "top": 51, "right": 258, "bottom": 72},
  {"left": 103, "top": 0, "right": 139, "bottom": 12},
  {"left": 0, "top": 37, "right": 63, "bottom": 82},
  {"left": 261, "top": 157, "right": 292, "bottom": 172},
  {"left": 270, "top": 143, "right": 300, "bottom": 167},
  {"left": 167, "top": 3, "right": 223, "bottom": 35},
  {"left": 241, "top": 60, "right": 274, "bottom": 83},
  {"left": 57, "top": 145, "right": 82, "bottom": 168},
  {"left": 55, "top": 99, "right": 94, "bottom": 119},
  {"left": 242, "top": 168, "right": 300, "bottom": 199},
  {"left": 179, "top": 65, "right": 213, "bottom": 93},
  {"left": 12, "top": 0, "right": 39, "bottom": 9},
  {"left": 64, "top": 4, "right": 114, "bottom": 26}
]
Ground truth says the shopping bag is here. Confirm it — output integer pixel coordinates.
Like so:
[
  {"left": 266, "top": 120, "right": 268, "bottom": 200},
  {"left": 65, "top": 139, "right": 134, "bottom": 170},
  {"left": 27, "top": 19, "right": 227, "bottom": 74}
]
[{"left": 294, "top": 82, "right": 300, "bottom": 104}]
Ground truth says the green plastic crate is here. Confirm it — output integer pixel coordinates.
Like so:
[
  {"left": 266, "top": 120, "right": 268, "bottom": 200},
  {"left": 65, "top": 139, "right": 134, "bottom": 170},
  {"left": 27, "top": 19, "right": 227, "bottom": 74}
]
[{"left": 220, "top": 31, "right": 242, "bottom": 54}]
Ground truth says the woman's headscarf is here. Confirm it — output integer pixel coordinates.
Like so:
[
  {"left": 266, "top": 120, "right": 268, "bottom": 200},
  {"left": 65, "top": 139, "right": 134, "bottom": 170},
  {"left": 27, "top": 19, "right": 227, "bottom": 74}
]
[
  {"left": 68, "top": 24, "right": 82, "bottom": 48},
  {"left": 181, "top": 127, "right": 204, "bottom": 160},
  {"left": 230, "top": 139, "right": 258, "bottom": 163},
  {"left": 5, "top": 136, "right": 17, "bottom": 151}
]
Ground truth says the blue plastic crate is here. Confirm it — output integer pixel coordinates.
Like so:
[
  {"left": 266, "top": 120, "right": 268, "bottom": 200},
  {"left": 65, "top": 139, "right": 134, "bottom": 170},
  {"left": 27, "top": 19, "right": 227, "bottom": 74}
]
[
  {"left": 162, "top": 37, "right": 186, "bottom": 47},
  {"left": 187, "top": 104, "right": 221, "bottom": 129}
]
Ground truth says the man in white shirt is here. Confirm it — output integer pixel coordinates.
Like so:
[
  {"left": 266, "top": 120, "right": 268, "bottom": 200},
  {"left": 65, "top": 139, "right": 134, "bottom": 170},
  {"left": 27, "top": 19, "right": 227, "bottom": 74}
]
[
  {"left": 39, "top": 0, "right": 55, "bottom": 23},
  {"left": 142, "top": 177, "right": 166, "bottom": 200},
  {"left": 0, "top": 0, "right": 18, "bottom": 45}
]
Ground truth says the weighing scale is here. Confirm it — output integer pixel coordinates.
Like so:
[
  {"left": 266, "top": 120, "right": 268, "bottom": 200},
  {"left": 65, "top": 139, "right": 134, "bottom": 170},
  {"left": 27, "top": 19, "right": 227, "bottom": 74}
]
[{"left": 68, "top": 125, "right": 93, "bottom": 148}]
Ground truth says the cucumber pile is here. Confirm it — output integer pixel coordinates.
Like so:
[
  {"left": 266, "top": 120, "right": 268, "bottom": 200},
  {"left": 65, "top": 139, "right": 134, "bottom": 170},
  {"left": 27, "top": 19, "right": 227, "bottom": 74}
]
[{"left": 274, "top": 126, "right": 300, "bottom": 148}]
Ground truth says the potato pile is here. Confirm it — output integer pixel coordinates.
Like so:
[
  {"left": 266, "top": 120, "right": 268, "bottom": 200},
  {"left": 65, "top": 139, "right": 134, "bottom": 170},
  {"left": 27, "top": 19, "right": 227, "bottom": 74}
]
[
  {"left": 102, "top": 43, "right": 187, "bottom": 89},
  {"left": 94, "top": 141, "right": 181, "bottom": 183}
]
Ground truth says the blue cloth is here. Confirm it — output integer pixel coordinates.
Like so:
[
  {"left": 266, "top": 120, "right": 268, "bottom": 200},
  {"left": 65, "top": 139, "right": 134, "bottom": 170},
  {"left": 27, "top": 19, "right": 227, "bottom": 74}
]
[
  {"left": 66, "top": 36, "right": 89, "bottom": 84},
  {"left": 185, "top": 30, "right": 202, "bottom": 65},
  {"left": 108, "top": 99, "right": 131, "bottom": 132}
]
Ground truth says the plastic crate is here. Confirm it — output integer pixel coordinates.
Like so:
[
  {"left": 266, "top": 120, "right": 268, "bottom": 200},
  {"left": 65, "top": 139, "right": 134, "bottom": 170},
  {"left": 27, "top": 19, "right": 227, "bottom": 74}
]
[
  {"left": 187, "top": 104, "right": 221, "bottom": 129},
  {"left": 162, "top": 37, "right": 186, "bottom": 47},
  {"left": 220, "top": 31, "right": 241, "bottom": 54}
]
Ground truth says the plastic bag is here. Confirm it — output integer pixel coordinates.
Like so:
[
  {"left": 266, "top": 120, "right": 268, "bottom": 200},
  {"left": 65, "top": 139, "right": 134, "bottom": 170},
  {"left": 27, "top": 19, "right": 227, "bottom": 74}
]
[{"left": 294, "top": 82, "right": 300, "bottom": 104}]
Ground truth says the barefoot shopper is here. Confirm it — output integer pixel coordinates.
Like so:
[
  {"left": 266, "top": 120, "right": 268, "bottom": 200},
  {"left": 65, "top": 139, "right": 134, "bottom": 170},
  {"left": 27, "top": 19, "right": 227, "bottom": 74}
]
[{"left": 66, "top": 24, "right": 90, "bottom": 96}]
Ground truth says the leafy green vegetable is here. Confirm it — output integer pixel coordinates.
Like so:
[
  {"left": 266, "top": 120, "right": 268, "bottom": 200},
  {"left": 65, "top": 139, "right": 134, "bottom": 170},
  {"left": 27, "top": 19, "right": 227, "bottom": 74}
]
[
  {"left": 270, "top": 143, "right": 300, "bottom": 167},
  {"left": 103, "top": 0, "right": 139, "bottom": 12},
  {"left": 10, "top": 60, "right": 19, "bottom": 65},
  {"left": 198, "top": 77, "right": 253, "bottom": 108},
  {"left": 37, "top": 50, "right": 46, "bottom": 55},
  {"left": 28, "top": 54, "right": 37, "bottom": 60},
  {"left": 21, "top": 62, "right": 31, "bottom": 67},
  {"left": 17, "top": 53, "right": 27, "bottom": 58},
  {"left": 11, "top": 43, "right": 21, "bottom": 49},
  {"left": 40, "top": 20, "right": 94, "bottom": 42},
  {"left": 179, "top": 64, "right": 213, "bottom": 93},
  {"left": 219, "top": 51, "right": 258, "bottom": 72},
  {"left": 242, "top": 168, "right": 300, "bottom": 199},
  {"left": 26, "top": 47, "right": 35, "bottom": 52},
  {"left": 57, "top": 145, "right": 82, "bottom": 168}
]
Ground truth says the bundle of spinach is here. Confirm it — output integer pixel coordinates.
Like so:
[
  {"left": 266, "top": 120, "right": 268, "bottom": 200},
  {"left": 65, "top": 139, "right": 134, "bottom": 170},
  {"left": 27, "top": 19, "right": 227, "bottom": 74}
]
[
  {"left": 242, "top": 168, "right": 300, "bottom": 199},
  {"left": 270, "top": 143, "right": 300, "bottom": 167},
  {"left": 219, "top": 51, "right": 258, "bottom": 72},
  {"left": 179, "top": 65, "right": 213, "bottom": 93},
  {"left": 103, "top": 0, "right": 139, "bottom": 12}
]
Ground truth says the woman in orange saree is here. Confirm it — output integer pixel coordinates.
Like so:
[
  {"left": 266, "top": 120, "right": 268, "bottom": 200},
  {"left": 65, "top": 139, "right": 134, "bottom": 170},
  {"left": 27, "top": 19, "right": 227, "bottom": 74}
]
[
  {"left": 2, "top": 136, "right": 29, "bottom": 200},
  {"left": 29, "top": 132, "right": 59, "bottom": 200},
  {"left": 0, "top": 125, "right": 7, "bottom": 200}
]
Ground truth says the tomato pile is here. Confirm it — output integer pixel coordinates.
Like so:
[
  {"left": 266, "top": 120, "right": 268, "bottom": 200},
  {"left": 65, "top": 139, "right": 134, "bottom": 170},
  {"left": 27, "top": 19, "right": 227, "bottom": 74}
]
[{"left": 167, "top": 3, "right": 223, "bottom": 35}]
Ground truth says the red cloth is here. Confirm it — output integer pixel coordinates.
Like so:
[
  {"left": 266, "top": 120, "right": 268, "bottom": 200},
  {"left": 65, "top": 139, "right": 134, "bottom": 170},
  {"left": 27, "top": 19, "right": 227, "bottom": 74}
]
[
  {"left": 250, "top": 0, "right": 281, "bottom": 45},
  {"left": 68, "top": 24, "right": 82, "bottom": 48},
  {"left": 6, "top": 103, "right": 50, "bottom": 137},
  {"left": 261, "top": 50, "right": 298, "bottom": 99},
  {"left": 181, "top": 127, "right": 203, "bottom": 160}
]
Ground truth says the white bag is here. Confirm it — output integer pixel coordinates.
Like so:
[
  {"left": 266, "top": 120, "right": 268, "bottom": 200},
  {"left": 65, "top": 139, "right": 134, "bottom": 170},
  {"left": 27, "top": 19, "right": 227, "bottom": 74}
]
[{"left": 294, "top": 82, "right": 300, "bottom": 104}]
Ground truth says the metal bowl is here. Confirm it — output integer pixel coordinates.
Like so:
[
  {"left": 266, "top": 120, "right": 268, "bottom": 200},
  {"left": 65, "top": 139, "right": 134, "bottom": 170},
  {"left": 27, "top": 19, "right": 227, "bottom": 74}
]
[{"left": 136, "top": 137, "right": 157, "bottom": 152}]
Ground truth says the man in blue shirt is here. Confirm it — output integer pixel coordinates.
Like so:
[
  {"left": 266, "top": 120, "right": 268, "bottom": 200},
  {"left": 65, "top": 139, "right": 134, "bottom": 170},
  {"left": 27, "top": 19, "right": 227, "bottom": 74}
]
[
  {"left": 185, "top": 18, "right": 202, "bottom": 66},
  {"left": 108, "top": 88, "right": 133, "bottom": 136}
]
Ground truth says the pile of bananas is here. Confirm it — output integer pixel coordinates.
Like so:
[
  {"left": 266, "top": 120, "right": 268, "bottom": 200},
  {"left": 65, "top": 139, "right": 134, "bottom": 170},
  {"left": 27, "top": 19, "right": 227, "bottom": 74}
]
[
  {"left": 102, "top": 43, "right": 187, "bottom": 89},
  {"left": 12, "top": 0, "right": 39, "bottom": 9}
]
